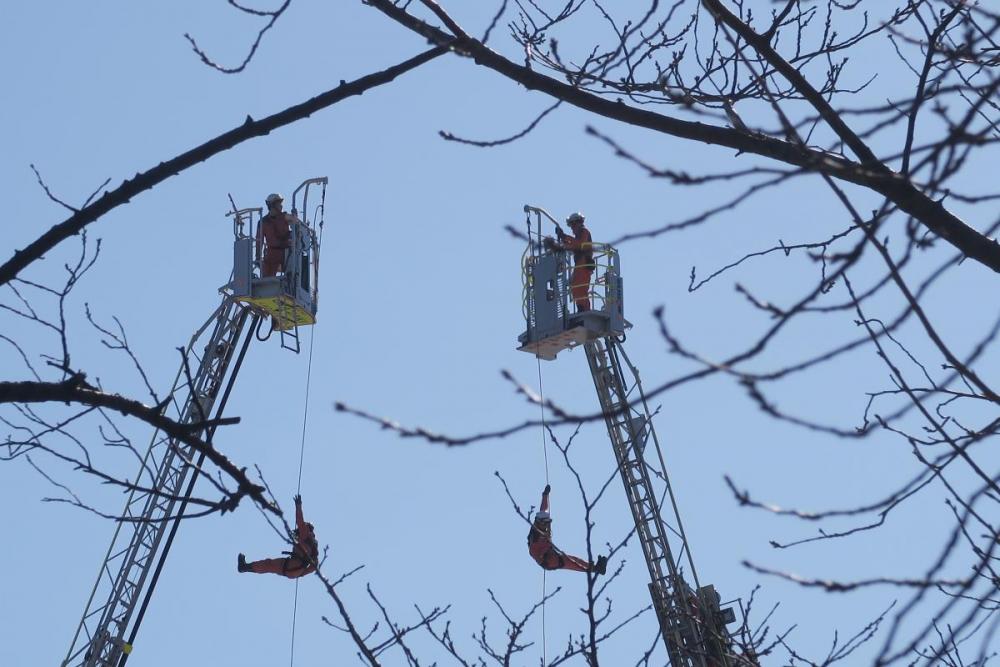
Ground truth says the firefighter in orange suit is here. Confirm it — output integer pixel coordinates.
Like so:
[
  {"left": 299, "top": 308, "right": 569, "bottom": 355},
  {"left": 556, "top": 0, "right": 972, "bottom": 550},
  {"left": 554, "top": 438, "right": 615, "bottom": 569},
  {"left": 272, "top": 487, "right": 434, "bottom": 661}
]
[
  {"left": 238, "top": 494, "right": 318, "bottom": 579},
  {"left": 555, "top": 212, "right": 595, "bottom": 311},
  {"left": 527, "top": 484, "right": 607, "bottom": 575},
  {"left": 256, "top": 193, "right": 293, "bottom": 278}
]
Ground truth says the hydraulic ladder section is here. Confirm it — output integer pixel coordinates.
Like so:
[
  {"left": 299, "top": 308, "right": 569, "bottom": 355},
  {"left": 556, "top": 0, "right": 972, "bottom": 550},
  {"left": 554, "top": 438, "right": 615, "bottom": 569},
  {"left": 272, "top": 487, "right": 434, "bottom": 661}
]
[
  {"left": 585, "top": 336, "right": 736, "bottom": 667},
  {"left": 62, "top": 298, "right": 252, "bottom": 667}
]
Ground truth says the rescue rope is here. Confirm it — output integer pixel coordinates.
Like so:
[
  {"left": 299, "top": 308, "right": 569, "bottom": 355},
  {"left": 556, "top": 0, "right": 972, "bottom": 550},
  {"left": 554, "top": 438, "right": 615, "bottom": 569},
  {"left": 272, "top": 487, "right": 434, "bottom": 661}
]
[
  {"left": 535, "top": 355, "right": 549, "bottom": 665},
  {"left": 528, "top": 207, "right": 553, "bottom": 666},
  {"left": 536, "top": 357, "right": 550, "bottom": 483},
  {"left": 289, "top": 188, "right": 324, "bottom": 667},
  {"left": 541, "top": 570, "right": 548, "bottom": 666},
  {"left": 294, "top": 325, "right": 316, "bottom": 495},
  {"left": 289, "top": 323, "right": 316, "bottom": 667}
]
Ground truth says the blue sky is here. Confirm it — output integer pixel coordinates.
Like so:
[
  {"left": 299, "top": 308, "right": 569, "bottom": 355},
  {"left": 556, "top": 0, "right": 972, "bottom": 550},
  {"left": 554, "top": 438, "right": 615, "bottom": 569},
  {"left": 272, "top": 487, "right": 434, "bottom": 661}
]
[{"left": 3, "top": 2, "right": 999, "bottom": 665}]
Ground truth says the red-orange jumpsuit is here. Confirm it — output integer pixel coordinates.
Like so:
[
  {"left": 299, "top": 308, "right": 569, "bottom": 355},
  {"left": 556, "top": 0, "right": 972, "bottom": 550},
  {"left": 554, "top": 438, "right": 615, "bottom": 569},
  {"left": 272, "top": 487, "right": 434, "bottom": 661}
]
[
  {"left": 559, "top": 227, "right": 594, "bottom": 312},
  {"left": 256, "top": 212, "right": 292, "bottom": 278},
  {"left": 526, "top": 488, "right": 596, "bottom": 573},
  {"left": 244, "top": 500, "right": 318, "bottom": 579}
]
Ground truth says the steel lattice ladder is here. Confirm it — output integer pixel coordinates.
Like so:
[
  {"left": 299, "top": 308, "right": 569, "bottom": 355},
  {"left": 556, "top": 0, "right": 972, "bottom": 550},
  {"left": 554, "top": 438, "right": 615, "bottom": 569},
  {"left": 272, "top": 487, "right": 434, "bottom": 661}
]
[
  {"left": 585, "top": 336, "right": 732, "bottom": 667},
  {"left": 62, "top": 298, "right": 253, "bottom": 667}
]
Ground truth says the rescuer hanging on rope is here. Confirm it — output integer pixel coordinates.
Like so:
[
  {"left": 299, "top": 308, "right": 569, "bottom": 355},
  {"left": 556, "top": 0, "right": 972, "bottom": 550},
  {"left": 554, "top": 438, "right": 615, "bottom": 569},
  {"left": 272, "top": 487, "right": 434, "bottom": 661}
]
[
  {"left": 528, "top": 485, "right": 607, "bottom": 575},
  {"left": 238, "top": 494, "right": 318, "bottom": 579},
  {"left": 544, "top": 212, "right": 594, "bottom": 312},
  {"left": 256, "top": 193, "right": 294, "bottom": 278}
]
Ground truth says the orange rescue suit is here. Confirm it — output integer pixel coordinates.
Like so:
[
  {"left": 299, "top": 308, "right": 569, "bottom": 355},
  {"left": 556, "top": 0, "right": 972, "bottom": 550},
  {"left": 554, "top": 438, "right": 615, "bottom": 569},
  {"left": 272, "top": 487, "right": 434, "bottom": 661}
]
[
  {"left": 245, "top": 500, "right": 318, "bottom": 579},
  {"left": 559, "top": 227, "right": 594, "bottom": 311},
  {"left": 526, "top": 487, "right": 594, "bottom": 573},
  {"left": 256, "top": 212, "right": 292, "bottom": 278}
]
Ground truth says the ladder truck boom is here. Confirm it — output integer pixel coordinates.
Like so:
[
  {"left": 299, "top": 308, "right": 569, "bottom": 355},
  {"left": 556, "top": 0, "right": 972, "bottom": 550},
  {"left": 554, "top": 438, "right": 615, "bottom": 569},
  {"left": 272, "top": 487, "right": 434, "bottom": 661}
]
[
  {"left": 517, "top": 205, "right": 751, "bottom": 667},
  {"left": 63, "top": 301, "right": 255, "bottom": 667},
  {"left": 62, "top": 178, "right": 327, "bottom": 667},
  {"left": 586, "top": 337, "right": 734, "bottom": 665}
]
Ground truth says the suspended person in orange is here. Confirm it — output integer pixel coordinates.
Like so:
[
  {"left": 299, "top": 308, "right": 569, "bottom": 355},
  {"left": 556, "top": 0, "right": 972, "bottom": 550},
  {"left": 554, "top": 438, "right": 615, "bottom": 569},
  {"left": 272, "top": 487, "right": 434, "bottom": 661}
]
[
  {"left": 555, "top": 212, "right": 595, "bottom": 312},
  {"left": 238, "top": 494, "right": 318, "bottom": 579},
  {"left": 255, "top": 193, "right": 293, "bottom": 278},
  {"left": 527, "top": 484, "right": 607, "bottom": 575}
]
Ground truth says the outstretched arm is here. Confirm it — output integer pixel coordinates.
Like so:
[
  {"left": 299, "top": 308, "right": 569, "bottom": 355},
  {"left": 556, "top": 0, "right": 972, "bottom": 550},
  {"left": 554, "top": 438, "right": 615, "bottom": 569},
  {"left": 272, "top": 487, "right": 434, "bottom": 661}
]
[
  {"left": 540, "top": 484, "right": 550, "bottom": 514},
  {"left": 294, "top": 494, "right": 305, "bottom": 531}
]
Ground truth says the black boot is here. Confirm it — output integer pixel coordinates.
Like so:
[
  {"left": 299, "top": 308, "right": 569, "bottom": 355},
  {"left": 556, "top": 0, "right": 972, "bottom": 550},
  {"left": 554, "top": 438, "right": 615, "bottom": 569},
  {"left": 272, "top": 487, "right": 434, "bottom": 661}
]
[
  {"left": 595, "top": 555, "right": 608, "bottom": 576},
  {"left": 238, "top": 553, "right": 249, "bottom": 573}
]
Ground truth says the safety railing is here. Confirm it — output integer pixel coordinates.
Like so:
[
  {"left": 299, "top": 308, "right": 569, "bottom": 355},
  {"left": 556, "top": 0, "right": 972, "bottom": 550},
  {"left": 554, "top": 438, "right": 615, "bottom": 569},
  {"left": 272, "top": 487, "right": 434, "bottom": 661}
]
[
  {"left": 521, "top": 243, "right": 619, "bottom": 317},
  {"left": 521, "top": 204, "right": 622, "bottom": 331},
  {"left": 229, "top": 208, "right": 311, "bottom": 280},
  {"left": 226, "top": 177, "right": 326, "bottom": 313}
]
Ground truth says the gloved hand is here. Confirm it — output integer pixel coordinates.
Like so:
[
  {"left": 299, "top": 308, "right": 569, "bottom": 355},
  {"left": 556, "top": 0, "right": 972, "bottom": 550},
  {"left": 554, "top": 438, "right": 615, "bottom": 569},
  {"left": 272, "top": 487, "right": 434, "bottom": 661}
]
[
  {"left": 543, "top": 484, "right": 551, "bottom": 495},
  {"left": 293, "top": 494, "right": 302, "bottom": 505},
  {"left": 543, "top": 237, "right": 557, "bottom": 250}
]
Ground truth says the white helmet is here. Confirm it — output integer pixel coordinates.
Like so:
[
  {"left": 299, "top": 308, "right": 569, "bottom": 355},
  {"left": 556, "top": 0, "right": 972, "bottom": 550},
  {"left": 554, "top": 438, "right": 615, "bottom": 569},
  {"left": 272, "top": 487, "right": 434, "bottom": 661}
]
[
  {"left": 566, "top": 212, "right": 585, "bottom": 225},
  {"left": 265, "top": 193, "right": 283, "bottom": 206}
]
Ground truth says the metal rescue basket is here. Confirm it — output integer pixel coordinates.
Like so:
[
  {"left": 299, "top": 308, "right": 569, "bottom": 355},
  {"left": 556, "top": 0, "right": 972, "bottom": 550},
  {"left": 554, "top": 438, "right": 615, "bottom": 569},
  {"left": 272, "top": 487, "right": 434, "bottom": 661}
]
[{"left": 517, "top": 204, "right": 626, "bottom": 360}]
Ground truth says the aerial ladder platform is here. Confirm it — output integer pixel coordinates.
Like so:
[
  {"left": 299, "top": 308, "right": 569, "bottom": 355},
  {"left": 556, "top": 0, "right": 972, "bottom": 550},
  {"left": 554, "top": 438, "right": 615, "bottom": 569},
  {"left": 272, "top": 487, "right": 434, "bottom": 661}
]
[
  {"left": 62, "top": 178, "right": 327, "bottom": 667},
  {"left": 517, "top": 205, "right": 754, "bottom": 667}
]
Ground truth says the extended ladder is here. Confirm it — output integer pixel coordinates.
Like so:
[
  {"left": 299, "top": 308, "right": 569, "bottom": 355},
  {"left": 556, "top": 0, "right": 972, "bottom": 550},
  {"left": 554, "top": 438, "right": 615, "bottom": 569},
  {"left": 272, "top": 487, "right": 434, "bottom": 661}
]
[
  {"left": 62, "top": 298, "right": 252, "bottom": 667},
  {"left": 63, "top": 178, "right": 326, "bottom": 667},
  {"left": 517, "top": 204, "right": 747, "bottom": 666},
  {"left": 586, "top": 337, "right": 733, "bottom": 666}
]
